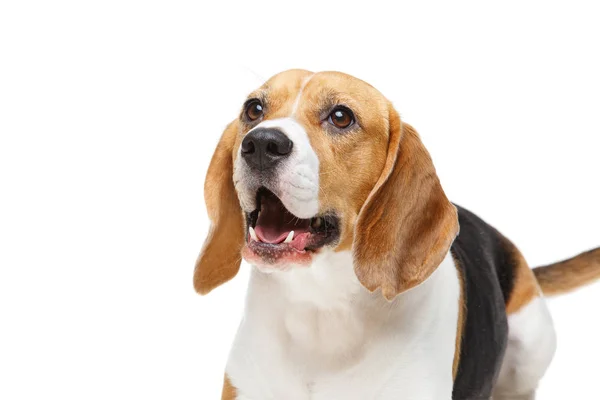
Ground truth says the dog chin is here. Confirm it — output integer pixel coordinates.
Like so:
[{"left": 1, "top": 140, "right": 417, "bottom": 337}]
[{"left": 242, "top": 243, "right": 313, "bottom": 273}]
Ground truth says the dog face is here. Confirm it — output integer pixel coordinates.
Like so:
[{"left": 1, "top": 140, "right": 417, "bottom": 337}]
[
  {"left": 195, "top": 70, "right": 458, "bottom": 299},
  {"left": 233, "top": 70, "right": 391, "bottom": 268}
]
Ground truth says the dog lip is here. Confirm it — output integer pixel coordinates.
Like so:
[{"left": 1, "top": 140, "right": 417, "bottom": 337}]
[
  {"left": 247, "top": 239, "right": 307, "bottom": 254},
  {"left": 242, "top": 239, "right": 313, "bottom": 268}
]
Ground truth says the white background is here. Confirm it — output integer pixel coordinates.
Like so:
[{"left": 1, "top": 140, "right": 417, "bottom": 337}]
[{"left": 1, "top": 1, "right": 599, "bottom": 399}]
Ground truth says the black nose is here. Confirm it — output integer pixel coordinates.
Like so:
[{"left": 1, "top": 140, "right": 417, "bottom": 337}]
[{"left": 241, "top": 128, "right": 293, "bottom": 170}]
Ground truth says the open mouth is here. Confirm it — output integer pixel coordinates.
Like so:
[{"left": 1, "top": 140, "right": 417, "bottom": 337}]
[{"left": 243, "top": 187, "right": 340, "bottom": 265}]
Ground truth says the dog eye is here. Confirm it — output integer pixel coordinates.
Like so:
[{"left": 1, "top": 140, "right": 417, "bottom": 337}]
[
  {"left": 328, "top": 107, "right": 355, "bottom": 129},
  {"left": 245, "top": 100, "right": 264, "bottom": 121}
]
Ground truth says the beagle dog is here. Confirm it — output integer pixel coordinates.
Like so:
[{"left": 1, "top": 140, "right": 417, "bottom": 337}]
[{"left": 195, "top": 70, "right": 600, "bottom": 400}]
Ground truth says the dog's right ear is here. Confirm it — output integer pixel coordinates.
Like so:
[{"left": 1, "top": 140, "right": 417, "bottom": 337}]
[{"left": 193, "top": 121, "right": 245, "bottom": 295}]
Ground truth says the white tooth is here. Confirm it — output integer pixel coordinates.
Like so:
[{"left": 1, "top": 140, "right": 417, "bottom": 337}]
[
  {"left": 312, "top": 217, "right": 322, "bottom": 229},
  {"left": 249, "top": 226, "right": 258, "bottom": 241},
  {"left": 284, "top": 231, "right": 294, "bottom": 243}
]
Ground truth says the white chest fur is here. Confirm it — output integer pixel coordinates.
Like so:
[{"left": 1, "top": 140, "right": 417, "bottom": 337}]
[{"left": 226, "top": 251, "right": 460, "bottom": 400}]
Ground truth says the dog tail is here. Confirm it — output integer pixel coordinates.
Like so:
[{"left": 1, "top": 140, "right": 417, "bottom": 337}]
[{"left": 533, "top": 247, "right": 600, "bottom": 296}]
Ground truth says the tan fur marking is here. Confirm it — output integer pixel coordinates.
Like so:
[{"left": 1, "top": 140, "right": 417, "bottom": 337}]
[
  {"left": 221, "top": 374, "right": 237, "bottom": 400},
  {"left": 534, "top": 247, "right": 600, "bottom": 296},
  {"left": 352, "top": 111, "right": 459, "bottom": 300},
  {"left": 452, "top": 255, "right": 466, "bottom": 379},
  {"left": 248, "top": 69, "right": 314, "bottom": 118},
  {"left": 503, "top": 237, "right": 541, "bottom": 314},
  {"left": 193, "top": 122, "right": 245, "bottom": 295}
]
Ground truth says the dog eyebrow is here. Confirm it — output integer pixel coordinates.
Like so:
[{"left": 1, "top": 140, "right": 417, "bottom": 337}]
[
  {"left": 321, "top": 90, "right": 358, "bottom": 107},
  {"left": 245, "top": 89, "right": 268, "bottom": 104},
  {"left": 317, "top": 91, "right": 362, "bottom": 121}
]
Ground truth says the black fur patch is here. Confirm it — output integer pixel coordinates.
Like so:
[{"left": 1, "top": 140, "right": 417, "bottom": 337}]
[{"left": 451, "top": 205, "right": 514, "bottom": 400}]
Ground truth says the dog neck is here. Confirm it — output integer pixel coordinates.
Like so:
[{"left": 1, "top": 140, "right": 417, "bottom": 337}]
[{"left": 240, "top": 251, "right": 457, "bottom": 373}]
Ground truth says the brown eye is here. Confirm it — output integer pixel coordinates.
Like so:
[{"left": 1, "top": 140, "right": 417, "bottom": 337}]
[
  {"left": 328, "top": 107, "right": 354, "bottom": 129},
  {"left": 245, "top": 100, "right": 263, "bottom": 121}
]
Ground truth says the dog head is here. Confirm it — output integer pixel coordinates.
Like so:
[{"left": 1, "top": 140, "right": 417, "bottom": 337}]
[{"left": 194, "top": 70, "right": 458, "bottom": 300}]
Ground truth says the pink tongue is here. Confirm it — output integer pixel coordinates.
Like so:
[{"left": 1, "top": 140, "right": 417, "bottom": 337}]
[
  {"left": 253, "top": 227, "right": 310, "bottom": 250},
  {"left": 254, "top": 226, "right": 289, "bottom": 244},
  {"left": 290, "top": 232, "right": 310, "bottom": 250}
]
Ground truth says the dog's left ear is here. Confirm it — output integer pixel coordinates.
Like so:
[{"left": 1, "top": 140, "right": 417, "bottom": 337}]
[
  {"left": 193, "top": 121, "right": 245, "bottom": 295},
  {"left": 353, "top": 104, "right": 459, "bottom": 300}
]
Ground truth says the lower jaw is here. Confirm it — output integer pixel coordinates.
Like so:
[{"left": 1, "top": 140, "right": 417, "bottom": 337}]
[{"left": 242, "top": 242, "right": 314, "bottom": 269}]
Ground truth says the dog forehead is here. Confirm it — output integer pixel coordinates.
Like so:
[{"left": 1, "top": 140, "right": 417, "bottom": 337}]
[
  {"left": 304, "top": 71, "right": 382, "bottom": 97},
  {"left": 257, "top": 70, "right": 387, "bottom": 112},
  {"left": 263, "top": 69, "right": 314, "bottom": 90}
]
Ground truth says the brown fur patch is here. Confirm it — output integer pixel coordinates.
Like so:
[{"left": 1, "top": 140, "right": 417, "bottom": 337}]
[
  {"left": 193, "top": 121, "right": 245, "bottom": 294},
  {"left": 534, "top": 247, "right": 600, "bottom": 296},
  {"left": 221, "top": 374, "right": 237, "bottom": 400},
  {"left": 452, "top": 257, "right": 466, "bottom": 379},
  {"left": 502, "top": 237, "right": 540, "bottom": 314},
  {"left": 246, "top": 69, "right": 314, "bottom": 119},
  {"left": 352, "top": 111, "right": 459, "bottom": 299}
]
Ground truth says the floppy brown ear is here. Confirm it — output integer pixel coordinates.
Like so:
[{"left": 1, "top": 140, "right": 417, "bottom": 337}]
[
  {"left": 353, "top": 105, "right": 459, "bottom": 300},
  {"left": 193, "top": 121, "right": 245, "bottom": 295}
]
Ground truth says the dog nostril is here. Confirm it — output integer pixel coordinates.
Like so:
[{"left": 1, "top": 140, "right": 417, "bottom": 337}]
[
  {"left": 241, "top": 139, "right": 255, "bottom": 154},
  {"left": 281, "top": 139, "right": 293, "bottom": 155},
  {"left": 268, "top": 139, "right": 292, "bottom": 156},
  {"left": 266, "top": 142, "right": 279, "bottom": 155}
]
